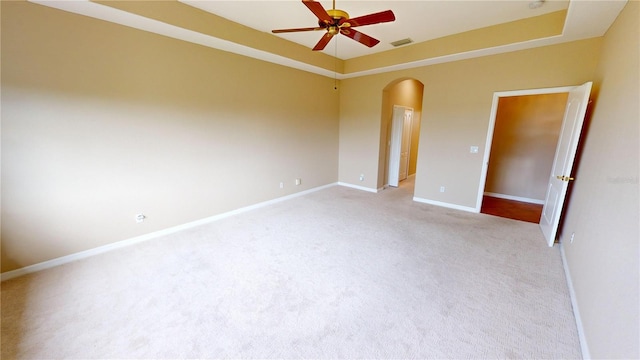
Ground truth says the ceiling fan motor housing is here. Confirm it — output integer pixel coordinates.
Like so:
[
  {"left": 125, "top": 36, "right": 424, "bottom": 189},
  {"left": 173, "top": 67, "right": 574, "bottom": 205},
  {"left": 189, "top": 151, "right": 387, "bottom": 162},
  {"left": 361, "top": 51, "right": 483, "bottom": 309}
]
[
  {"left": 323, "top": 9, "right": 349, "bottom": 35},
  {"left": 321, "top": 9, "right": 349, "bottom": 30},
  {"left": 327, "top": 9, "right": 349, "bottom": 21}
]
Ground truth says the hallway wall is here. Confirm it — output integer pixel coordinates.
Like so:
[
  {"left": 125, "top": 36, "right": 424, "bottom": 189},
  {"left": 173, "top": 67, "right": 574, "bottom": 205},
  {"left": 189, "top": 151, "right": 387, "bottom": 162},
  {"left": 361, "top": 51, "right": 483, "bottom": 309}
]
[{"left": 485, "top": 93, "right": 568, "bottom": 202}]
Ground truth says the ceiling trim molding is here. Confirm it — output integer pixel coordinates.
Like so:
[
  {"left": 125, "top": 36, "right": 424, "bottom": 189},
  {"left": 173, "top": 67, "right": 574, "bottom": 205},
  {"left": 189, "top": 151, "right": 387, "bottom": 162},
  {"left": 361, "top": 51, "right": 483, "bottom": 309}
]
[
  {"left": 341, "top": 33, "right": 568, "bottom": 79},
  {"left": 29, "top": 0, "right": 626, "bottom": 80},
  {"left": 29, "top": 0, "right": 338, "bottom": 77}
]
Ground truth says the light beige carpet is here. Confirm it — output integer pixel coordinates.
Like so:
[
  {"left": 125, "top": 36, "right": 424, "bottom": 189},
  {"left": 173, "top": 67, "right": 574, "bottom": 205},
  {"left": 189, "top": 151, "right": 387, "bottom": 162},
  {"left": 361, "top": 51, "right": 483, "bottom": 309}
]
[{"left": 1, "top": 178, "right": 581, "bottom": 358}]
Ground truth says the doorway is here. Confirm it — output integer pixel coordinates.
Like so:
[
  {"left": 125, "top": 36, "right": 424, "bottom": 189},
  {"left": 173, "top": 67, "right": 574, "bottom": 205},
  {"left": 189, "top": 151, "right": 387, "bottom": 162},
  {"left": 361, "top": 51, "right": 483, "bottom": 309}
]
[
  {"left": 477, "top": 83, "right": 592, "bottom": 245},
  {"left": 378, "top": 78, "right": 424, "bottom": 191},
  {"left": 388, "top": 106, "right": 414, "bottom": 187},
  {"left": 480, "top": 92, "right": 569, "bottom": 222}
]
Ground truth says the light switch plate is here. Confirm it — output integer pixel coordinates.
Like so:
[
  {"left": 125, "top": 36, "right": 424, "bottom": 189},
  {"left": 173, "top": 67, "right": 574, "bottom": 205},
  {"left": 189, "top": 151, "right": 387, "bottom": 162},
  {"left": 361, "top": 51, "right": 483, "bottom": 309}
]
[{"left": 470, "top": 146, "right": 479, "bottom": 154}]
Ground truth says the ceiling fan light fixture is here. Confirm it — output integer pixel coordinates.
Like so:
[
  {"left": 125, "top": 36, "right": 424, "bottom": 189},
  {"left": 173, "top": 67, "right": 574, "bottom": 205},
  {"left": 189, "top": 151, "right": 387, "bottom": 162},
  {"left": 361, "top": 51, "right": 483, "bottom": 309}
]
[{"left": 391, "top": 38, "right": 413, "bottom": 47}]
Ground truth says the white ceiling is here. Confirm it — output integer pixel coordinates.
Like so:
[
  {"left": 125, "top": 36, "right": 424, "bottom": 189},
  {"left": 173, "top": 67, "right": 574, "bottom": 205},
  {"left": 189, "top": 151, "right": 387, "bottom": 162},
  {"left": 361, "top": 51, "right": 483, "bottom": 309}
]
[{"left": 181, "top": 0, "right": 571, "bottom": 59}]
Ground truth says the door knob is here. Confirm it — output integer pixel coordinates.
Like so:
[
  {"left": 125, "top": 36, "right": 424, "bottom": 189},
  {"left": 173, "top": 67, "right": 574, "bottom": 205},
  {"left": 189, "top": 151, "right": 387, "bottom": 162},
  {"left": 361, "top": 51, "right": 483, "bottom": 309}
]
[{"left": 556, "top": 175, "right": 575, "bottom": 181}]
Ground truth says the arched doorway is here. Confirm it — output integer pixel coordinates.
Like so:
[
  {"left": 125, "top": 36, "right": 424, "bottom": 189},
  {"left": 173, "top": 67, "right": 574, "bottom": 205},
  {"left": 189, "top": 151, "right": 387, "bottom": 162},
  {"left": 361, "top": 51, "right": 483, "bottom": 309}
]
[{"left": 377, "top": 78, "right": 425, "bottom": 191}]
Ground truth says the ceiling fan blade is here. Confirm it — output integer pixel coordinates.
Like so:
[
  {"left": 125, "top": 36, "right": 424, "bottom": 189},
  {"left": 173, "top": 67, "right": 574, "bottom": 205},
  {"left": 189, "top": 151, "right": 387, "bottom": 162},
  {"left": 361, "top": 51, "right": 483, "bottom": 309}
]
[
  {"left": 341, "top": 10, "right": 395, "bottom": 27},
  {"left": 340, "top": 28, "right": 380, "bottom": 48},
  {"left": 303, "top": 0, "right": 333, "bottom": 24},
  {"left": 272, "top": 27, "right": 324, "bottom": 34},
  {"left": 313, "top": 32, "right": 334, "bottom": 51}
]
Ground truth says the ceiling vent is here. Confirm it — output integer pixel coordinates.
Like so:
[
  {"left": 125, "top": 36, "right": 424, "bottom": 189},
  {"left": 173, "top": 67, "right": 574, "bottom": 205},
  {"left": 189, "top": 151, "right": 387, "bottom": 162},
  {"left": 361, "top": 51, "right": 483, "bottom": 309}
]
[
  {"left": 390, "top": 38, "right": 413, "bottom": 47},
  {"left": 529, "top": 0, "right": 545, "bottom": 9}
]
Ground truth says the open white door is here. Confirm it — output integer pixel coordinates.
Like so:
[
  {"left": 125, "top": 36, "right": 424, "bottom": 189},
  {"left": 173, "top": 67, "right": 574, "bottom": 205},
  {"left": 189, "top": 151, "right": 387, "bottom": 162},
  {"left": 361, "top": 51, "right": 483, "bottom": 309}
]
[
  {"left": 399, "top": 110, "right": 413, "bottom": 182},
  {"left": 540, "top": 82, "right": 592, "bottom": 246},
  {"left": 388, "top": 106, "right": 405, "bottom": 187}
]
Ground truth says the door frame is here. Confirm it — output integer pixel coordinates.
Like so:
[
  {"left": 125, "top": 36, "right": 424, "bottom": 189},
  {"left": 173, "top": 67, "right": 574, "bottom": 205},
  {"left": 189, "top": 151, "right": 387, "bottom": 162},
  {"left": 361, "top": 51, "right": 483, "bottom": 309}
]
[{"left": 475, "top": 85, "right": 574, "bottom": 212}]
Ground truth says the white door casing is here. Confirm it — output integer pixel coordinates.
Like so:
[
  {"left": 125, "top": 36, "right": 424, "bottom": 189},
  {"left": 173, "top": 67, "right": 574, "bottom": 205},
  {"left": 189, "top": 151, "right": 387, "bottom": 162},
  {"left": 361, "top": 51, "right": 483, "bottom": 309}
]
[{"left": 540, "top": 82, "right": 592, "bottom": 246}]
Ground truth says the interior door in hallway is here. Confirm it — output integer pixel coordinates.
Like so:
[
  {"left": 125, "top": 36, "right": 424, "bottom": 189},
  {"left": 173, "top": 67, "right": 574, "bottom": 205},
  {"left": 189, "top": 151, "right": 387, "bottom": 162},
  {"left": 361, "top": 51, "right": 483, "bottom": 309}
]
[
  {"left": 399, "top": 110, "right": 413, "bottom": 181},
  {"left": 540, "top": 82, "right": 592, "bottom": 246},
  {"left": 389, "top": 106, "right": 413, "bottom": 187}
]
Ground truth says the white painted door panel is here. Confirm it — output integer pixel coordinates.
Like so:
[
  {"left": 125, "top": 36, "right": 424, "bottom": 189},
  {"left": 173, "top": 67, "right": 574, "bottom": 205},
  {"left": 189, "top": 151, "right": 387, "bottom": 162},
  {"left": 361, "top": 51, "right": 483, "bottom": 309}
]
[
  {"left": 540, "top": 82, "right": 592, "bottom": 246},
  {"left": 388, "top": 106, "right": 405, "bottom": 187},
  {"left": 399, "top": 110, "right": 412, "bottom": 181}
]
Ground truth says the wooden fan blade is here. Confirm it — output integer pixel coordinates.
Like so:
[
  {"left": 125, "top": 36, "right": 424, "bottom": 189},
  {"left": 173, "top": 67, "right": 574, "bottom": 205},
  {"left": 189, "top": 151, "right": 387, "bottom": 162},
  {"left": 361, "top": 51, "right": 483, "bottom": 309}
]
[
  {"left": 341, "top": 10, "right": 395, "bottom": 27},
  {"left": 340, "top": 28, "right": 380, "bottom": 48},
  {"left": 272, "top": 27, "right": 324, "bottom": 34},
  {"left": 313, "top": 32, "right": 334, "bottom": 51},
  {"left": 303, "top": 0, "right": 333, "bottom": 24}
]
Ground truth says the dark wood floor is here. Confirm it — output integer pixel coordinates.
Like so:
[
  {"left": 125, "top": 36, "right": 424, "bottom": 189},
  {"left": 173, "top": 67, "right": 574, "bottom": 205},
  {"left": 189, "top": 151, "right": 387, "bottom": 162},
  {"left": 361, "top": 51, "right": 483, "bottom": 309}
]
[{"left": 480, "top": 196, "right": 543, "bottom": 223}]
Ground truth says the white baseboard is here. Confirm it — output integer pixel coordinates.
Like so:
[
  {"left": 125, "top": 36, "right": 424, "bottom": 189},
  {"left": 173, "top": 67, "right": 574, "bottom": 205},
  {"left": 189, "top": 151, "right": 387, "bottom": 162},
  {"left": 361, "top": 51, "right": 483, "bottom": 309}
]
[
  {"left": 0, "top": 182, "right": 338, "bottom": 282},
  {"left": 337, "top": 182, "right": 379, "bottom": 193},
  {"left": 484, "top": 192, "right": 544, "bottom": 205},
  {"left": 560, "top": 242, "right": 590, "bottom": 359},
  {"left": 413, "top": 197, "right": 479, "bottom": 213}
]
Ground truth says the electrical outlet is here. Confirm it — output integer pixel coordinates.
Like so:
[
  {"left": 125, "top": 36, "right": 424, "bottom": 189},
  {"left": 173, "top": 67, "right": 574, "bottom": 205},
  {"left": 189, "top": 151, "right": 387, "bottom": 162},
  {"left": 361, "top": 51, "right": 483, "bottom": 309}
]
[
  {"left": 135, "top": 214, "right": 146, "bottom": 223},
  {"left": 279, "top": 182, "right": 284, "bottom": 189},
  {"left": 359, "top": 174, "right": 364, "bottom": 181},
  {"left": 295, "top": 178, "right": 301, "bottom": 186},
  {"left": 439, "top": 186, "right": 445, "bottom": 193}
]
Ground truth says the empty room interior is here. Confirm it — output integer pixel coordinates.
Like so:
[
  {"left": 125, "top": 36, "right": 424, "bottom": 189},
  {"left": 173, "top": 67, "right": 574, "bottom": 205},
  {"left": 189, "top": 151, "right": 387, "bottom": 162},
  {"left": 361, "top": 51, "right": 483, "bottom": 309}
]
[{"left": 1, "top": 0, "right": 638, "bottom": 358}]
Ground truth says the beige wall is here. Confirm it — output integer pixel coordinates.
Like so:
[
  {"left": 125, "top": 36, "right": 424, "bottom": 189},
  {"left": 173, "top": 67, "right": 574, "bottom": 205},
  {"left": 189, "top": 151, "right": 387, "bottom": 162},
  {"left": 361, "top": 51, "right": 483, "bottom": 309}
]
[
  {"left": 2, "top": 2, "right": 637, "bottom": 357},
  {"left": 559, "top": 1, "right": 639, "bottom": 358},
  {"left": 339, "top": 38, "right": 601, "bottom": 207},
  {"left": 485, "top": 93, "right": 568, "bottom": 201},
  {"left": 1, "top": 2, "right": 339, "bottom": 272}
]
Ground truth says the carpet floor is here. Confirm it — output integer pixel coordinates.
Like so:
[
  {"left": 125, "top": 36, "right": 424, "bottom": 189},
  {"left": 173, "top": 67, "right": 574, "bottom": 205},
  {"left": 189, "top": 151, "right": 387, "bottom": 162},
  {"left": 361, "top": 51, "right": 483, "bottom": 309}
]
[{"left": 1, "top": 177, "right": 581, "bottom": 358}]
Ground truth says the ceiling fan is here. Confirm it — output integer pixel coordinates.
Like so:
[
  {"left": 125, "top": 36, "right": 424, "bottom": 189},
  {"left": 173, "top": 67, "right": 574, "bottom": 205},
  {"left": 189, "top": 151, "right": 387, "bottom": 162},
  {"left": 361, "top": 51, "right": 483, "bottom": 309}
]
[{"left": 272, "top": 0, "right": 396, "bottom": 51}]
